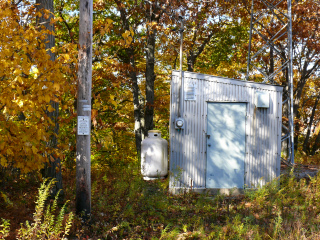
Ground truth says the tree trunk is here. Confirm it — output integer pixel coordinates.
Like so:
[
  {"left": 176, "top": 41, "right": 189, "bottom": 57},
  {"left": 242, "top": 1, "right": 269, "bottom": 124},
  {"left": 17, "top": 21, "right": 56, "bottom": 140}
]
[
  {"left": 303, "top": 95, "right": 320, "bottom": 154},
  {"left": 36, "top": 0, "right": 63, "bottom": 198},
  {"left": 311, "top": 130, "right": 320, "bottom": 156},
  {"left": 131, "top": 64, "right": 144, "bottom": 155},
  {"left": 144, "top": 1, "right": 168, "bottom": 137},
  {"left": 187, "top": 52, "right": 195, "bottom": 72},
  {"left": 281, "top": 101, "right": 289, "bottom": 159},
  {"left": 145, "top": 27, "right": 156, "bottom": 137},
  {"left": 269, "top": 47, "right": 274, "bottom": 82},
  {"left": 294, "top": 110, "right": 300, "bottom": 151}
]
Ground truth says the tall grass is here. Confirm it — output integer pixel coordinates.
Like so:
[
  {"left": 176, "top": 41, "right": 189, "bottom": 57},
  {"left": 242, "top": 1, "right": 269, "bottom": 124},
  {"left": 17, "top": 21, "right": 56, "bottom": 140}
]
[
  {"left": 3, "top": 165, "right": 320, "bottom": 239},
  {"left": 84, "top": 166, "right": 320, "bottom": 239}
]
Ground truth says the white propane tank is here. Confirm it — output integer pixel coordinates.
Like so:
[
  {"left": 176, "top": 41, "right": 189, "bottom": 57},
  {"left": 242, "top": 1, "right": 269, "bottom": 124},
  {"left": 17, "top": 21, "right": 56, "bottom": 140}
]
[{"left": 141, "top": 130, "right": 168, "bottom": 180}]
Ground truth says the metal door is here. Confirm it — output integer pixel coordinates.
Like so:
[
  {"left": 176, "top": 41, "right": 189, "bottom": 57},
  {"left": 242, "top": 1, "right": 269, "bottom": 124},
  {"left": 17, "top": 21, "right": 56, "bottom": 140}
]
[{"left": 206, "top": 102, "right": 246, "bottom": 188}]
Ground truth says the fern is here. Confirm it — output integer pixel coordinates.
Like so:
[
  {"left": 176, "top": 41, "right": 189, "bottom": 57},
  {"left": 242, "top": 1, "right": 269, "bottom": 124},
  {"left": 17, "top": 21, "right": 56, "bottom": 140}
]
[
  {"left": 0, "top": 191, "right": 13, "bottom": 207},
  {"left": 17, "top": 179, "right": 73, "bottom": 240},
  {"left": 0, "top": 218, "right": 10, "bottom": 239}
]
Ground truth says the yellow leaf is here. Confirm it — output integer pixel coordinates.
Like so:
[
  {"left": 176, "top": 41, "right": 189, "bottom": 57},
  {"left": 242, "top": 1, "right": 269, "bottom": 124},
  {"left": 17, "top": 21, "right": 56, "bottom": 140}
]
[
  {"left": 64, "top": 54, "right": 70, "bottom": 61},
  {"left": 127, "top": 36, "right": 132, "bottom": 44},
  {"left": 13, "top": 68, "right": 22, "bottom": 75},
  {"left": 17, "top": 100, "right": 23, "bottom": 107},
  {"left": 6, "top": 149, "right": 13, "bottom": 156},
  {"left": 0, "top": 158, "right": 8, "bottom": 167},
  {"left": 111, "top": 100, "right": 117, "bottom": 106},
  {"left": 32, "top": 146, "right": 37, "bottom": 154},
  {"left": 16, "top": 87, "right": 22, "bottom": 95},
  {"left": 53, "top": 83, "right": 60, "bottom": 91},
  {"left": 106, "top": 18, "right": 113, "bottom": 25},
  {"left": 122, "top": 30, "right": 130, "bottom": 38},
  {"left": 45, "top": 94, "right": 51, "bottom": 103},
  {"left": 47, "top": 105, "right": 55, "bottom": 112},
  {"left": 32, "top": 67, "right": 39, "bottom": 75}
]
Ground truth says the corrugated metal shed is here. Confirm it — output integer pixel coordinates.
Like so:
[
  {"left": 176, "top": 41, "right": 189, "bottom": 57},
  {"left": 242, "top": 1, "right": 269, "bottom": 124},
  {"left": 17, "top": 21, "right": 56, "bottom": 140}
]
[{"left": 169, "top": 71, "right": 283, "bottom": 193}]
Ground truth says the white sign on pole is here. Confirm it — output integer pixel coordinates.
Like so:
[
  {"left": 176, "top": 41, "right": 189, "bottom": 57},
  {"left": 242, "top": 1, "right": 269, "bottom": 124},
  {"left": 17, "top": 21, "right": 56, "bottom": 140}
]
[{"left": 77, "top": 116, "right": 90, "bottom": 135}]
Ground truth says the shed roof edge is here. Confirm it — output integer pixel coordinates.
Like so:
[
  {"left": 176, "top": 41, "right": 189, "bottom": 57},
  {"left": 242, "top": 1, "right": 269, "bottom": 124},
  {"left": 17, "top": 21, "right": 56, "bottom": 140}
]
[{"left": 172, "top": 70, "right": 283, "bottom": 92}]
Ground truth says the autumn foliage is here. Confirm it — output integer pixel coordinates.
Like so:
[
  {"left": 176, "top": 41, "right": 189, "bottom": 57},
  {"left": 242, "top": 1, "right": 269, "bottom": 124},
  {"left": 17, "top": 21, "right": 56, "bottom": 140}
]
[
  {"left": 0, "top": 1, "right": 72, "bottom": 172},
  {"left": 1, "top": 0, "right": 318, "bottom": 174}
]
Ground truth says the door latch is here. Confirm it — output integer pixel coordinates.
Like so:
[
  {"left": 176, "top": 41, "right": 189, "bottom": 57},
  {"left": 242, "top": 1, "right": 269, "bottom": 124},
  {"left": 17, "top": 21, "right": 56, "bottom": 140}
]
[{"left": 206, "top": 134, "right": 210, "bottom": 139}]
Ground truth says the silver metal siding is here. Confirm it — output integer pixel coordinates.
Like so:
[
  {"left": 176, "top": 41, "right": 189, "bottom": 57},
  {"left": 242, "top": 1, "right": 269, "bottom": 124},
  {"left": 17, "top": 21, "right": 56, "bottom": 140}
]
[{"left": 170, "top": 71, "right": 283, "bottom": 190}]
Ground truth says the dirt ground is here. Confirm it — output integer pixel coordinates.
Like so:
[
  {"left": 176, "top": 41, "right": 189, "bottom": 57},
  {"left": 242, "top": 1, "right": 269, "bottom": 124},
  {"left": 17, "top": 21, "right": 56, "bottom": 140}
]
[{"left": 281, "top": 162, "right": 319, "bottom": 180}]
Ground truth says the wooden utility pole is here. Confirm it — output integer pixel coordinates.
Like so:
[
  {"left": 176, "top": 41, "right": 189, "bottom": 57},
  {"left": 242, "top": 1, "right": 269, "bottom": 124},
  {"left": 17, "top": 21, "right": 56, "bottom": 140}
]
[{"left": 76, "top": 0, "right": 92, "bottom": 218}]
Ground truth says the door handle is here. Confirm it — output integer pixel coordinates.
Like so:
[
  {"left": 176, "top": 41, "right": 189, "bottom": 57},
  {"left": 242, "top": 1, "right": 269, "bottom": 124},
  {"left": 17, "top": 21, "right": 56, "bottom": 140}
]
[{"left": 208, "top": 144, "right": 211, "bottom": 147}]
